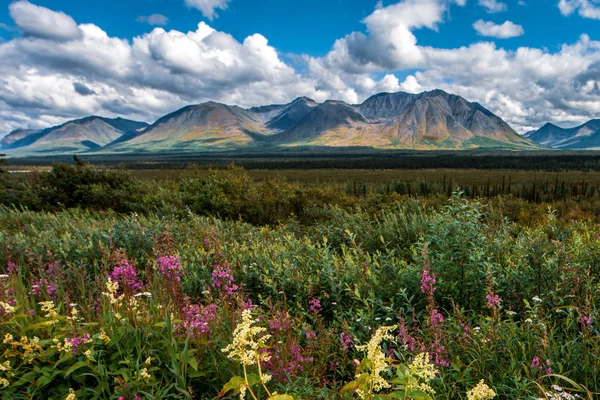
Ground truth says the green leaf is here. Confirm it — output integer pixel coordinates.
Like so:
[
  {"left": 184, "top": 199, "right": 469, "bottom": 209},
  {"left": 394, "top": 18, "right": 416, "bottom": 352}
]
[
  {"left": 218, "top": 376, "right": 245, "bottom": 398},
  {"left": 64, "top": 361, "right": 89, "bottom": 377},
  {"left": 267, "top": 395, "right": 295, "bottom": 400},
  {"left": 188, "top": 357, "right": 198, "bottom": 371},
  {"left": 406, "top": 389, "right": 433, "bottom": 400},
  {"left": 340, "top": 373, "right": 369, "bottom": 394},
  {"left": 246, "top": 373, "right": 261, "bottom": 386}
]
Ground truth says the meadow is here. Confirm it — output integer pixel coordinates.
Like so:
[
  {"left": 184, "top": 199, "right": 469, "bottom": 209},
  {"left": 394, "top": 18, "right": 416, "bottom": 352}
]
[{"left": 0, "top": 158, "right": 599, "bottom": 399}]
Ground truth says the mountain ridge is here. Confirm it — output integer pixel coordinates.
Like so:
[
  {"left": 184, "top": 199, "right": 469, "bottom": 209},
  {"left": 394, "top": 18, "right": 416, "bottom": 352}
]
[
  {"left": 526, "top": 119, "right": 600, "bottom": 149},
  {"left": 2, "top": 90, "right": 539, "bottom": 154}
]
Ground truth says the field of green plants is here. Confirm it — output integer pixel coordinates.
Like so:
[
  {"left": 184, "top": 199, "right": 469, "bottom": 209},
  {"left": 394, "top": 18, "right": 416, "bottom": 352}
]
[{"left": 0, "top": 161, "right": 599, "bottom": 399}]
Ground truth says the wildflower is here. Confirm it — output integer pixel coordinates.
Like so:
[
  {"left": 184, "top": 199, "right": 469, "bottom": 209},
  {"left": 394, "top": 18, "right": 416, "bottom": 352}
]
[
  {"left": 103, "top": 278, "right": 124, "bottom": 305},
  {"left": 269, "top": 311, "right": 292, "bottom": 332},
  {"left": 222, "top": 309, "right": 271, "bottom": 366},
  {"left": 38, "top": 301, "right": 59, "bottom": 324},
  {"left": 532, "top": 296, "right": 543, "bottom": 303},
  {"left": 65, "top": 334, "right": 92, "bottom": 355},
  {"left": 30, "top": 278, "right": 57, "bottom": 298},
  {"left": 65, "top": 388, "right": 77, "bottom": 400},
  {"left": 3, "top": 333, "right": 13, "bottom": 344},
  {"left": 420, "top": 269, "right": 437, "bottom": 294},
  {"left": 181, "top": 303, "right": 217, "bottom": 338},
  {"left": 340, "top": 332, "right": 353, "bottom": 351},
  {"left": 525, "top": 318, "right": 533, "bottom": 323},
  {"left": 309, "top": 298, "right": 322, "bottom": 313},
  {"left": 211, "top": 263, "right": 238, "bottom": 297},
  {"left": 0, "top": 301, "right": 15, "bottom": 315},
  {"left": 156, "top": 255, "right": 183, "bottom": 282},
  {"left": 0, "top": 275, "right": 9, "bottom": 279},
  {"left": 139, "top": 367, "right": 151, "bottom": 382},
  {"left": 110, "top": 260, "right": 143, "bottom": 294},
  {"left": 506, "top": 311, "right": 517, "bottom": 316},
  {"left": 430, "top": 308, "right": 444, "bottom": 328},
  {"left": 579, "top": 315, "right": 592, "bottom": 329},
  {"left": 355, "top": 325, "right": 396, "bottom": 395},
  {"left": 134, "top": 292, "right": 152, "bottom": 298},
  {"left": 306, "top": 330, "right": 317, "bottom": 340},
  {"left": 84, "top": 348, "right": 95, "bottom": 360},
  {"left": 0, "top": 377, "right": 8, "bottom": 388},
  {"left": 67, "top": 306, "right": 78, "bottom": 322},
  {"left": 467, "top": 380, "right": 496, "bottom": 400},
  {"left": 409, "top": 352, "right": 438, "bottom": 396},
  {"left": 98, "top": 330, "right": 111, "bottom": 344},
  {"left": 486, "top": 294, "right": 501, "bottom": 310}
]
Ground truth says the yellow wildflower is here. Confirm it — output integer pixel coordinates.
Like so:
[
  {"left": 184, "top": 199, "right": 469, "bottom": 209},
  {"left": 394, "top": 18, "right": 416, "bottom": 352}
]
[
  {"left": 38, "top": 301, "right": 59, "bottom": 325},
  {"left": 467, "top": 380, "right": 496, "bottom": 400},
  {"left": 3, "top": 333, "right": 13, "bottom": 344},
  {"left": 102, "top": 278, "right": 124, "bottom": 306},
  {"left": 53, "top": 338, "right": 73, "bottom": 356},
  {"left": 65, "top": 388, "right": 77, "bottom": 400},
  {"left": 144, "top": 356, "right": 152, "bottom": 366},
  {"left": 98, "top": 330, "right": 111, "bottom": 344},
  {"left": 0, "top": 301, "right": 15, "bottom": 315},
  {"left": 0, "top": 361, "right": 11, "bottom": 372},
  {"left": 355, "top": 325, "right": 396, "bottom": 395},
  {"left": 67, "top": 306, "right": 78, "bottom": 322},
  {"left": 84, "top": 348, "right": 94, "bottom": 360},
  {"left": 409, "top": 352, "right": 438, "bottom": 396},
  {"left": 0, "top": 377, "right": 9, "bottom": 388},
  {"left": 222, "top": 309, "right": 271, "bottom": 366},
  {"left": 139, "top": 367, "right": 152, "bottom": 382}
]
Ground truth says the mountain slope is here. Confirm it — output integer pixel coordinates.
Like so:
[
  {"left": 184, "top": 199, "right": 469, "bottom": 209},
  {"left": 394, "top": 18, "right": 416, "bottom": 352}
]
[
  {"left": 4, "top": 89, "right": 539, "bottom": 154},
  {"left": 2, "top": 117, "right": 148, "bottom": 154},
  {"left": 527, "top": 120, "right": 600, "bottom": 149},
  {"left": 107, "top": 102, "right": 267, "bottom": 152},
  {"left": 0, "top": 128, "right": 42, "bottom": 149}
]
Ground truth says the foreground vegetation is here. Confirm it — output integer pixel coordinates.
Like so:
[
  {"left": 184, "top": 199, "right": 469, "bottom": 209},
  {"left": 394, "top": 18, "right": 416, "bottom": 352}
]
[{"left": 0, "top": 160, "right": 599, "bottom": 399}]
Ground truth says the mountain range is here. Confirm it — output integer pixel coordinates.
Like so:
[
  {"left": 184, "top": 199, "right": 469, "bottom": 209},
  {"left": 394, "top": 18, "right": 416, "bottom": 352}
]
[
  {"left": 524, "top": 120, "right": 600, "bottom": 149},
  {"left": 1, "top": 90, "right": 541, "bottom": 155}
]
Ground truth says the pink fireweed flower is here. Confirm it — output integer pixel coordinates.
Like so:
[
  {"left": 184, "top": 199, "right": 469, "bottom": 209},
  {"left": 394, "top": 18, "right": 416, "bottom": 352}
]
[
  {"left": 340, "top": 332, "right": 353, "bottom": 351},
  {"left": 30, "top": 278, "right": 57, "bottom": 298},
  {"left": 109, "top": 260, "right": 143, "bottom": 294},
  {"left": 66, "top": 333, "right": 91, "bottom": 355},
  {"left": 156, "top": 256, "right": 183, "bottom": 282},
  {"left": 181, "top": 303, "right": 218, "bottom": 338},
  {"left": 486, "top": 293, "right": 501, "bottom": 310},
  {"left": 430, "top": 308, "right": 444, "bottom": 328},
  {"left": 531, "top": 355, "right": 541, "bottom": 369},
  {"left": 269, "top": 311, "right": 292, "bottom": 332},
  {"left": 421, "top": 269, "right": 437, "bottom": 294},
  {"left": 211, "top": 263, "right": 238, "bottom": 297},
  {"left": 306, "top": 330, "right": 317, "bottom": 340},
  {"left": 309, "top": 298, "right": 322, "bottom": 314},
  {"left": 580, "top": 315, "right": 592, "bottom": 329}
]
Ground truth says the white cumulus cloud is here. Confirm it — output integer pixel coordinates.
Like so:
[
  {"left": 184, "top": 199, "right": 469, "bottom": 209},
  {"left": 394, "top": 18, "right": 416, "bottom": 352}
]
[
  {"left": 478, "top": 0, "right": 507, "bottom": 13},
  {"left": 2, "top": 0, "right": 600, "bottom": 136},
  {"left": 559, "top": 0, "right": 600, "bottom": 19},
  {"left": 8, "top": 0, "right": 81, "bottom": 41},
  {"left": 473, "top": 20, "right": 524, "bottom": 38},
  {"left": 184, "top": 0, "right": 230, "bottom": 20},
  {"left": 136, "top": 14, "right": 169, "bottom": 26}
]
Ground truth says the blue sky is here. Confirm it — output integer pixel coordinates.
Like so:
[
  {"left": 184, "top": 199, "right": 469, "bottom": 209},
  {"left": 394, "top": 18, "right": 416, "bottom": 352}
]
[
  {"left": 1, "top": 0, "right": 600, "bottom": 134},
  {"left": 1, "top": 0, "right": 595, "bottom": 54}
]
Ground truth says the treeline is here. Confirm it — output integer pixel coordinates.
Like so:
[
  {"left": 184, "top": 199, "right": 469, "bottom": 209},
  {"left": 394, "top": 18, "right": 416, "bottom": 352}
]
[
  {"left": 9, "top": 151, "right": 600, "bottom": 171},
  {"left": 2, "top": 158, "right": 600, "bottom": 225}
]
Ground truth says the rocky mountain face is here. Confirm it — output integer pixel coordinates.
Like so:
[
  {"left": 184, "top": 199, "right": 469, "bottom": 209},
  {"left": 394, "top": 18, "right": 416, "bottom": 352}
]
[
  {"left": 2, "top": 90, "right": 538, "bottom": 155},
  {"left": 525, "top": 120, "right": 600, "bottom": 149},
  {"left": 1, "top": 117, "right": 148, "bottom": 153}
]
